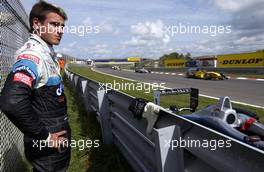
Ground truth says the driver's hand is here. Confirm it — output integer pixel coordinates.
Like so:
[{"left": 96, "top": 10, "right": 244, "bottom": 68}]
[{"left": 48, "top": 130, "right": 68, "bottom": 149}]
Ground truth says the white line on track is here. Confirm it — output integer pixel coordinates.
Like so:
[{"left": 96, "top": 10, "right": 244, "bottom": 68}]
[{"left": 236, "top": 77, "right": 248, "bottom": 80}]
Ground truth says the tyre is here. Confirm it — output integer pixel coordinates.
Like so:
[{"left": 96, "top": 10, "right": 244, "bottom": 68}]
[{"left": 204, "top": 73, "right": 211, "bottom": 80}]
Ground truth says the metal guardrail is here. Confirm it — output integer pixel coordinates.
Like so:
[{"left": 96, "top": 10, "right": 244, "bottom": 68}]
[{"left": 65, "top": 67, "right": 264, "bottom": 172}]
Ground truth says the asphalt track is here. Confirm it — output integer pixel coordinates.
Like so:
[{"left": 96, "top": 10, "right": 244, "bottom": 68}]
[{"left": 96, "top": 68, "right": 264, "bottom": 107}]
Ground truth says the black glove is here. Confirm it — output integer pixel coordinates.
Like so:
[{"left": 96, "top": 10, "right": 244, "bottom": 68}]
[{"left": 128, "top": 98, "right": 149, "bottom": 119}]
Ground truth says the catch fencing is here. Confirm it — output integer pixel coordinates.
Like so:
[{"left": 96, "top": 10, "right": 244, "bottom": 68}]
[
  {"left": 0, "top": 1, "right": 30, "bottom": 171},
  {"left": 65, "top": 67, "right": 264, "bottom": 172}
]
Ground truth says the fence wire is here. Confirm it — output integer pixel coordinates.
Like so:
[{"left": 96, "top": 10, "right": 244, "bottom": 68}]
[{"left": 0, "top": 0, "right": 30, "bottom": 171}]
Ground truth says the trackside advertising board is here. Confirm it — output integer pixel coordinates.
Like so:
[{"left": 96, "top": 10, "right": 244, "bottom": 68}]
[
  {"left": 127, "top": 57, "right": 141, "bottom": 62},
  {"left": 217, "top": 51, "right": 264, "bottom": 68},
  {"left": 164, "top": 59, "right": 186, "bottom": 68}
]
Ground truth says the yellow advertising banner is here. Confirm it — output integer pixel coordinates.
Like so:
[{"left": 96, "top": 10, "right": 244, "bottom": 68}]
[
  {"left": 217, "top": 51, "right": 264, "bottom": 67},
  {"left": 164, "top": 59, "right": 186, "bottom": 68},
  {"left": 127, "top": 57, "right": 141, "bottom": 62}
]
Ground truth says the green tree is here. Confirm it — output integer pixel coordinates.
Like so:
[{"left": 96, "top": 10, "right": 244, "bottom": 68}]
[
  {"left": 179, "top": 53, "right": 184, "bottom": 59},
  {"left": 185, "top": 52, "right": 192, "bottom": 60},
  {"left": 159, "top": 52, "right": 187, "bottom": 66}
]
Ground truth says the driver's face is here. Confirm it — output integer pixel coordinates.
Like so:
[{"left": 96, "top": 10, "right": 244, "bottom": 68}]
[{"left": 33, "top": 12, "right": 65, "bottom": 45}]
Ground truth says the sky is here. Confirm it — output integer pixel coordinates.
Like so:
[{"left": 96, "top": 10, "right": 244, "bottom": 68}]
[{"left": 22, "top": 0, "right": 264, "bottom": 59}]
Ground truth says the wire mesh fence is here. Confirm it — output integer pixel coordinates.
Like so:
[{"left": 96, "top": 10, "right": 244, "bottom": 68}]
[{"left": 0, "top": 0, "right": 30, "bottom": 171}]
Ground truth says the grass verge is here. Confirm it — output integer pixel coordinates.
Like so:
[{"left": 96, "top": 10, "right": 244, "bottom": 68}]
[
  {"left": 64, "top": 75, "right": 133, "bottom": 172},
  {"left": 68, "top": 65, "right": 264, "bottom": 123}
]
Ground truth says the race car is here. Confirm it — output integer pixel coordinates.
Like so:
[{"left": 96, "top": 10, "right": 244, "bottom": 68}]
[
  {"left": 129, "top": 88, "right": 264, "bottom": 150},
  {"left": 181, "top": 96, "right": 264, "bottom": 150},
  {"left": 186, "top": 68, "right": 228, "bottom": 80},
  {"left": 135, "top": 68, "right": 151, "bottom": 73},
  {"left": 111, "top": 66, "right": 121, "bottom": 70}
]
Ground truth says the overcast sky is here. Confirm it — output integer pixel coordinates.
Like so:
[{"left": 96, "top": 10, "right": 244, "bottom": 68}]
[{"left": 22, "top": 0, "right": 264, "bottom": 59}]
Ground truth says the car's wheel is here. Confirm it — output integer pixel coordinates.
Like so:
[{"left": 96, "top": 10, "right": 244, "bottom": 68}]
[
  {"left": 204, "top": 73, "right": 211, "bottom": 80},
  {"left": 222, "top": 74, "right": 228, "bottom": 79}
]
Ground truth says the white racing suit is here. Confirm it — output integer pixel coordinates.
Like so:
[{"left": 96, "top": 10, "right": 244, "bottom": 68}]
[{"left": 0, "top": 34, "right": 71, "bottom": 172}]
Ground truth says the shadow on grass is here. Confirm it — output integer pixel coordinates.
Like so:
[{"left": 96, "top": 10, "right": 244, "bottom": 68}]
[{"left": 64, "top": 77, "right": 133, "bottom": 172}]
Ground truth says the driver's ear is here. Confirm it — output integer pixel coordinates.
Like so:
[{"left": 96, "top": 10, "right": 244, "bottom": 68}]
[
  {"left": 32, "top": 17, "right": 41, "bottom": 30},
  {"left": 32, "top": 17, "right": 43, "bottom": 35}
]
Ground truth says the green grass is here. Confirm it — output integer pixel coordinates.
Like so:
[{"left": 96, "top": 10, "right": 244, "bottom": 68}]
[
  {"left": 64, "top": 75, "right": 133, "bottom": 172},
  {"left": 68, "top": 65, "right": 264, "bottom": 123}
]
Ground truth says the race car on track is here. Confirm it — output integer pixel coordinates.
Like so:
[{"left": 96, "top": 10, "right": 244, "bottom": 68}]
[
  {"left": 186, "top": 68, "right": 228, "bottom": 80},
  {"left": 135, "top": 68, "right": 151, "bottom": 73},
  {"left": 111, "top": 66, "right": 121, "bottom": 70}
]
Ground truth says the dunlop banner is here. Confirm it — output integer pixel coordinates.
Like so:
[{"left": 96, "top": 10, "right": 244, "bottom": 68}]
[
  {"left": 217, "top": 51, "right": 264, "bottom": 67},
  {"left": 164, "top": 59, "right": 186, "bottom": 68}
]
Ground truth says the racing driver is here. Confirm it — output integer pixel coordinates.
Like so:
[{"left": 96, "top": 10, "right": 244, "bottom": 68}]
[{"left": 0, "top": 1, "right": 71, "bottom": 171}]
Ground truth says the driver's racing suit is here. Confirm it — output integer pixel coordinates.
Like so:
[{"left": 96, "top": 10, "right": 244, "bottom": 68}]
[{"left": 0, "top": 34, "right": 71, "bottom": 172}]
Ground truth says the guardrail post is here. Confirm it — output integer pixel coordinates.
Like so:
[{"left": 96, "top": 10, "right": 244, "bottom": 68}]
[
  {"left": 73, "top": 75, "right": 79, "bottom": 88},
  {"left": 97, "top": 90, "right": 113, "bottom": 144},
  {"left": 154, "top": 125, "right": 184, "bottom": 172},
  {"left": 81, "top": 79, "right": 93, "bottom": 112},
  {"left": 68, "top": 73, "right": 74, "bottom": 88}
]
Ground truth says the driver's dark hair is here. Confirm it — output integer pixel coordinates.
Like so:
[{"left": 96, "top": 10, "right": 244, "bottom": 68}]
[{"left": 29, "top": 0, "right": 67, "bottom": 33}]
